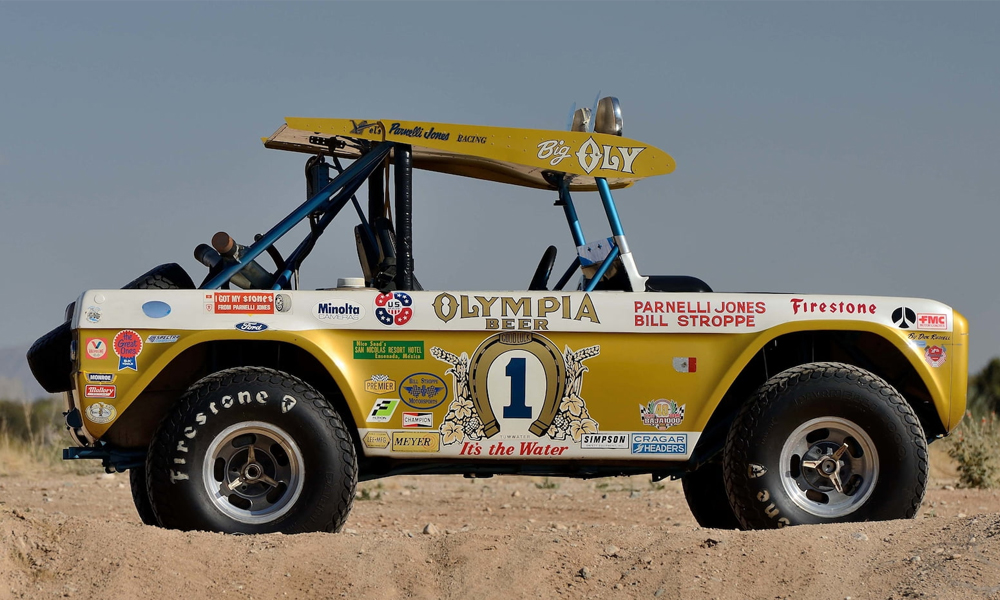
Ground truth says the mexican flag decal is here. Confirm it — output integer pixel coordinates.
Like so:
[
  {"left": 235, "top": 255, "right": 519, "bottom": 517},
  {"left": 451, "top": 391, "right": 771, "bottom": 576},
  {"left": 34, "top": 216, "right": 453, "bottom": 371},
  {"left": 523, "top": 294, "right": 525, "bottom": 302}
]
[{"left": 672, "top": 357, "right": 697, "bottom": 373}]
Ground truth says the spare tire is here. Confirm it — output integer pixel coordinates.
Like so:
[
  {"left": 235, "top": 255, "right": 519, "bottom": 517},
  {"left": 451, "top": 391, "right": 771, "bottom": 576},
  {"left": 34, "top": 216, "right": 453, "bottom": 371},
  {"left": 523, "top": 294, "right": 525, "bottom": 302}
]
[
  {"left": 27, "top": 321, "right": 74, "bottom": 393},
  {"left": 122, "top": 262, "right": 195, "bottom": 291},
  {"left": 26, "top": 263, "right": 195, "bottom": 394}
]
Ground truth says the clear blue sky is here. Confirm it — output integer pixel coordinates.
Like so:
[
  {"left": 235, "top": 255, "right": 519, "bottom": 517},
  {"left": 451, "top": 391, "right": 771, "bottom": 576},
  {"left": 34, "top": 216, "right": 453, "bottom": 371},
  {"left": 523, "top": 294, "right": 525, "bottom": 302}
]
[{"left": 0, "top": 2, "right": 997, "bottom": 373}]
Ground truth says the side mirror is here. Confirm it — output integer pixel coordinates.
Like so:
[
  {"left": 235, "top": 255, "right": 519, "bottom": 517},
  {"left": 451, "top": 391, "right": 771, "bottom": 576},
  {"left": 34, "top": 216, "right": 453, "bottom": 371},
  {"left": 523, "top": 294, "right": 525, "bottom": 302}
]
[
  {"left": 594, "top": 97, "right": 622, "bottom": 136},
  {"left": 571, "top": 107, "right": 591, "bottom": 132}
]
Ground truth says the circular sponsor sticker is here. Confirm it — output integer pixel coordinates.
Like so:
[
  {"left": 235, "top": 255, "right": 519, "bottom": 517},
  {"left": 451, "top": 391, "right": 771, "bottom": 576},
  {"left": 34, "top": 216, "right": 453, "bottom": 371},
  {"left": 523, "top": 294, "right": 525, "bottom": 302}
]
[
  {"left": 374, "top": 292, "right": 413, "bottom": 326},
  {"left": 86, "top": 338, "right": 108, "bottom": 359},
  {"left": 85, "top": 402, "right": 117, "bottom": 424},
  {"left": 113, "top": 330, "right": 143, "bottom": 370}
]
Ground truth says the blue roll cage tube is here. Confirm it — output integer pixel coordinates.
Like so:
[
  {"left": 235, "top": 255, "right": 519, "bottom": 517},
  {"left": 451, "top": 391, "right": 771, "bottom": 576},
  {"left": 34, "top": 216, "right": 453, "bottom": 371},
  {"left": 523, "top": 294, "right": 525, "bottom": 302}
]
[
  {"left": 204, "top": 143, "right": 631, "bottom": 294},
  {"left": 551, "top": 174, "right": 629, "bottom": 292},
  {"left": 203, "top": 142, "right": 393, "bottom": 290}
]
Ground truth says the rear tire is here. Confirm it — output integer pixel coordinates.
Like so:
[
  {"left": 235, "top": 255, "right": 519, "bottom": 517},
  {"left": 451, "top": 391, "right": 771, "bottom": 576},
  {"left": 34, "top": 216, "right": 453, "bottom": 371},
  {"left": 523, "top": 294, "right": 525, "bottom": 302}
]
[
  {"left": 682, "top": 460, "right": 741, "bottom": 529},
  {"left": 146, "top": 367, "right": 358, "bottom": 534},
  {"left": 723, "top": 362, "right": 928, "bottom": 529}
]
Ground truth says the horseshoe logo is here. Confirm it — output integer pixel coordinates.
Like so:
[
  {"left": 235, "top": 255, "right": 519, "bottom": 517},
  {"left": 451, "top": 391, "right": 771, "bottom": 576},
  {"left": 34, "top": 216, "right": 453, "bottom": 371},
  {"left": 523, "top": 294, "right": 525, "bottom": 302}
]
[{"left": 468, "top": 332, "right": 566, "bottom": 439}]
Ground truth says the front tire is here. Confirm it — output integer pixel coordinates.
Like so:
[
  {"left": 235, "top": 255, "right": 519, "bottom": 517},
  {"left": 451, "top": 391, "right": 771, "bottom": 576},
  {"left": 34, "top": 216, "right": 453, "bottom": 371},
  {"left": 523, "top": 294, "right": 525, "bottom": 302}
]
[
  {"left": 146, "top": 367, "right": 357, "bottom": 534},
  {"left": 129, "top": 466, "right": 158, "bottom": 526},
  {"left": 723, "top": 362, "right": 928, "bottom": 529}
]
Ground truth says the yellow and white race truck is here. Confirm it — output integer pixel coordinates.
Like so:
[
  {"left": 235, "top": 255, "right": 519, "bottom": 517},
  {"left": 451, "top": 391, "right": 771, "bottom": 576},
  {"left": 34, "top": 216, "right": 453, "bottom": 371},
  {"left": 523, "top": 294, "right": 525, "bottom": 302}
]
[{"left": 28, "top": 98, "right": 968, "bottom": 534}]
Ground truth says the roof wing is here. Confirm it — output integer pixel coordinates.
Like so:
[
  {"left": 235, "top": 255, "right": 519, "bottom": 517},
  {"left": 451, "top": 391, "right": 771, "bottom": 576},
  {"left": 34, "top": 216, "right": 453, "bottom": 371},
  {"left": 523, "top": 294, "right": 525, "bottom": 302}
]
[{"left": 263, "top": 118, "right": 675, "bottom": 191}]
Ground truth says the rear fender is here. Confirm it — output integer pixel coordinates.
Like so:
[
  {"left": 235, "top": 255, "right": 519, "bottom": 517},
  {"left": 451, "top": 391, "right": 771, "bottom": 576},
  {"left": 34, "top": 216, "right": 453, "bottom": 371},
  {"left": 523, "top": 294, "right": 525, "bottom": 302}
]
[{"left": 690, "top": 321, "right": 959, "bottom": 464}]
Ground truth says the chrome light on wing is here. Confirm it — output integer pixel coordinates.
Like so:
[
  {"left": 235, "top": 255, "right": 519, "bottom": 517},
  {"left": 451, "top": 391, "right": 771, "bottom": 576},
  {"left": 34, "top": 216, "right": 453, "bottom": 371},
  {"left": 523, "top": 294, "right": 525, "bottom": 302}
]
[{"left": 594, "top": 97, "right": 623, "bottom": 136}]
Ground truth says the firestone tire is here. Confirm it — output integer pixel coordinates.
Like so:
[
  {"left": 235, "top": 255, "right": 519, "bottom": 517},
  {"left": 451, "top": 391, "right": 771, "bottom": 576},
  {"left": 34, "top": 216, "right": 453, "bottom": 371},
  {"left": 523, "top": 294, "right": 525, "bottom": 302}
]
[
  {"left": 723, "top": 362, "right": 928, "bottom": 530},
  {"left": 146, "top": 367, "right": 357, "bottom": 534},
  {"left": 682, "top": 460, "right": 741, "bottom": 529},
  {"left": 129, "top": 466, "right": 158, "bottom": 526}
]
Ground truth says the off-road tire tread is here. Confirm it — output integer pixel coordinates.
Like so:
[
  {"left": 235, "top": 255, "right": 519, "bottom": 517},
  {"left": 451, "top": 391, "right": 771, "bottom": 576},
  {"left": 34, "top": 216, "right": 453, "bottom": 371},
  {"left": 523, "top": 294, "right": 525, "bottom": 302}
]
[
  {"left": 723, "top": 362, "right": 928, "bottom": 530},
  {"left": 122, "top": 263, "right": 195, "bottom": 290},
  {"left": 682, "top": 460, "right": 742, "bottom": 529},
  {"left": 146, "top": 366, "right": 357, "bottom": 533},
  {"left": 27, "top": 321, "right": 73, "bottom": 393},
  {"left": 129, "top": 466, "right": 158, "bottom": 526}
]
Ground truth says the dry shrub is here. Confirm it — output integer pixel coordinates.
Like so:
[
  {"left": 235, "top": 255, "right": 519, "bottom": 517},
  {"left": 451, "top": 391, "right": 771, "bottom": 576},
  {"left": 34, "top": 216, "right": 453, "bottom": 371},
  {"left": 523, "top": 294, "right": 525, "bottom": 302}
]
[
  {"left": 0, "top": 397, "right": 98, "bottom": 476},
  {"left": 947, "top": 411, "right": 1000, "bottom": 489}
]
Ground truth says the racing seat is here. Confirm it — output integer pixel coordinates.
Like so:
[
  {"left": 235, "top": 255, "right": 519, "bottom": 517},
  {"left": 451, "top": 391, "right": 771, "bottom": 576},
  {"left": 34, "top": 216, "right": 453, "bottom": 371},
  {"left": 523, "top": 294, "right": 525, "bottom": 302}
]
[{"left": 355, "top": 217, "right": 422, "bottom": 291}]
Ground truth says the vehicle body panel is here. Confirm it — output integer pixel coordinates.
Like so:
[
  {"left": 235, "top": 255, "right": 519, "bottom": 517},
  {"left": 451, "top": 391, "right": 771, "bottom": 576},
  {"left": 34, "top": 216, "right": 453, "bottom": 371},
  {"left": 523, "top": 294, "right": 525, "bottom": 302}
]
[{"left": 70, "top": 288, "right": 965, "bottom": 459}]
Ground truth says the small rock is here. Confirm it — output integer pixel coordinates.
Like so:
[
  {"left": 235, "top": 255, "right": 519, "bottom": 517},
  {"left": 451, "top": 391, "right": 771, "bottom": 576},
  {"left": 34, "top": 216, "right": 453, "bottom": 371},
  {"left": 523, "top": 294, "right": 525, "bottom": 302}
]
[
  {"left": 500, "top": 503, "right": 512, "bottom": 509},
  {"left": 957, "top": 513, "right": 967, "bottom": 518},
  {"left": 512, "top": 490, "right": 521, "bottom": 497},
  {"left": 400, "top": 489, "right": 411, "bottom": 496},
  {"left": 654, "top": 589, "right": 666, "bottom": 598},
  {"left": 639, "top": 555, "right": 653, "bottom": 564},
  {"left": 943, "top": 485, "right": 954, "bottom": 490},
  {"left": 612, "top": 583, "right": 622, "bottom": 590},
  {"left": 423, "top": 523, "right": 440, "bottom": 535},
  {"left": 851, "top": 532, "right": 868, "bottom": 541},
  {"left": 949, "top": 554, "right": 962, "bottom": 560},
  {"left": 629, "top": 491, "right": 641, "bottom": 499},
  {"left": 910, "top": 556, "right": 921, "bottom": 563},
  {"left": 550, "top": 523, "right": 568, "bottom": 530},
  {"left": 578, "top": 567, "right": 590, "bottom": 580},
  {"left": 343, "top": 528, "right": 357, "bottom": 534},
  {"left": 604, "top": 545, "right": 620, "bottom": 557}
]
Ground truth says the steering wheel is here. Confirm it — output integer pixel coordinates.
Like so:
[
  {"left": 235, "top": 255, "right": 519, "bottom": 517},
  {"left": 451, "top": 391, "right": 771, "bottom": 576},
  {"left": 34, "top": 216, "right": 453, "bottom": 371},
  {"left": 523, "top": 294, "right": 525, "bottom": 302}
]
[{"left": 528, "top": 245, "right": 558, "bottom": 291}]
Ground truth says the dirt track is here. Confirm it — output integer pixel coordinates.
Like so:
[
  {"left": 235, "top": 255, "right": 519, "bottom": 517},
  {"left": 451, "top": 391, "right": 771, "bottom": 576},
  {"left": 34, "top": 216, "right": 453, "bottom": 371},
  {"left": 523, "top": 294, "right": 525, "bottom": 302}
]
[{"left": 3, "top": 451, "right": 1000, "bottom": 600}]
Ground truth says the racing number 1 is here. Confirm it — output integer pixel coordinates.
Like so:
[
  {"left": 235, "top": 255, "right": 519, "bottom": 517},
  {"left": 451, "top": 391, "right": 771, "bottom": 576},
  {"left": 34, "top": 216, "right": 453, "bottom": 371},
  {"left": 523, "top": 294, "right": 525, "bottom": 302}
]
[{"left": 503, "top": 357, "right": 531, "bottom": 418}]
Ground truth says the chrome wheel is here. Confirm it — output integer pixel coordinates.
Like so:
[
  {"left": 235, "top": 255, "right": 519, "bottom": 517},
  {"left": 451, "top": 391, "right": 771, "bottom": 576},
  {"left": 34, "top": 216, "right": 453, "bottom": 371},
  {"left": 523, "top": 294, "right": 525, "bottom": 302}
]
[
  {"left": 778, "top": 417, "right": 879, "bottom": 518},
  {"left": 202, "top": 421, "right": 304, "bottom": 524}
]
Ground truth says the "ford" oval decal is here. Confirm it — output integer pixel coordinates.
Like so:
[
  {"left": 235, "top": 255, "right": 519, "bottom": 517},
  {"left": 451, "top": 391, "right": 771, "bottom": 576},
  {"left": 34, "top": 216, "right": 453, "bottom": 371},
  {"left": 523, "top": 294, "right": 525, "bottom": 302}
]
[{"left": 235, "top": 321, "right": 268, "bottom": 332}]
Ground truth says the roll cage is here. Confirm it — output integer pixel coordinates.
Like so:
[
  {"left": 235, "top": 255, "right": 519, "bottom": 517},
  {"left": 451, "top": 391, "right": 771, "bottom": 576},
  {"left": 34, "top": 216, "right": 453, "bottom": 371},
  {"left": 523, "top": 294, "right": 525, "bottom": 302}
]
[{"left": 199, "top": 109, "right": 693, "bottom": 295}]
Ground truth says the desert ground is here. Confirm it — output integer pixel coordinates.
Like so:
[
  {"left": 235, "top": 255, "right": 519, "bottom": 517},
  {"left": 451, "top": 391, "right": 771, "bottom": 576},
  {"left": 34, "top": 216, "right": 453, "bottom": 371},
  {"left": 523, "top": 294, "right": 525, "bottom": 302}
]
[{"left": 2, "top": 446, "right": 999, "bottom": 600}]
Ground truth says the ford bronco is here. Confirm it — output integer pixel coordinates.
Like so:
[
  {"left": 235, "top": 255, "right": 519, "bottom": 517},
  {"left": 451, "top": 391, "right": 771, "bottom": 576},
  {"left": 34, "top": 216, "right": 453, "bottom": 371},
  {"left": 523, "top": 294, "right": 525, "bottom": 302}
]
[{"left": 28, "top": 98, "right": 968, "bottom": 534}]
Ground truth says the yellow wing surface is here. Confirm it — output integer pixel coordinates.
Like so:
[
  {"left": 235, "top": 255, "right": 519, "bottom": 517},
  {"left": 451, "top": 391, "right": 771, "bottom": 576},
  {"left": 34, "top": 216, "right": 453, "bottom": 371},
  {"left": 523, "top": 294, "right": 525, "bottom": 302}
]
[{"left": 263, "top": 118, "right": 675, "bottom": 191}]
